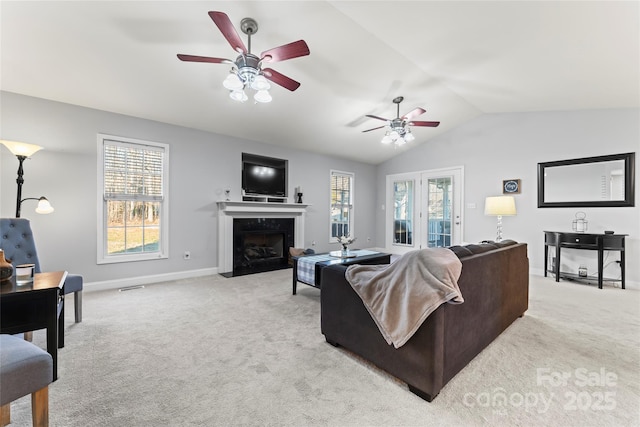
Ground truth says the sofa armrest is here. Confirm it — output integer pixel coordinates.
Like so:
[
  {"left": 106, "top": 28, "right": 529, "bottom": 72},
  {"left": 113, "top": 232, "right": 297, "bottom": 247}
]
[
  {"left": 320, "top": 264, "right": 358, "bottom": 343},
  {"left": 441, "top": 243, "right": 529, "bottom": 383}
]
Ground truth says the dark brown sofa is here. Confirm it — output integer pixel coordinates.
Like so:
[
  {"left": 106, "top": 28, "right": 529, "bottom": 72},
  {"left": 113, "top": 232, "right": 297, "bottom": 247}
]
[{"left": 320, "top": 240, "right": 529, "bottom": 401}]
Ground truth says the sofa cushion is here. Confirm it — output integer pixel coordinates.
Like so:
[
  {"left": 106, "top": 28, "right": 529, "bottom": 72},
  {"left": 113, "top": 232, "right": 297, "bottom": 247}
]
[
  {"left": 494, "top": 239, "right": 517, "bottom": 248},
  {"left": 465, "top": 243, "right": 499, "bottom": 253},
  {"left": 448, "top": 246, "right": 474, "bottom": 259},
  {"left": 448, "top": 240, "right": 518, "bottom": 260}
]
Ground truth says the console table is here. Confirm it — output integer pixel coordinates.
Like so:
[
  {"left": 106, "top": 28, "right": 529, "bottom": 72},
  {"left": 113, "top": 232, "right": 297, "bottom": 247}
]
[{"left": 543, "top": 231, "right": 626, "bottom": 289}]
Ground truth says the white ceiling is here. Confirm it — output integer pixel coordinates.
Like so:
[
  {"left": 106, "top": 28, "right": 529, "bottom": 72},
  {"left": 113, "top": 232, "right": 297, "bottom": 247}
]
[{"left": 1, "top": 1, "right": 638, "bottom": 164}]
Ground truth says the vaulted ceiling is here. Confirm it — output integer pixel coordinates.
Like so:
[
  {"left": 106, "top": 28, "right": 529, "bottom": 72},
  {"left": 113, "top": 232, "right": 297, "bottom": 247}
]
[{"left": 1, "top": 1, "right": 638, "bottom": 164}]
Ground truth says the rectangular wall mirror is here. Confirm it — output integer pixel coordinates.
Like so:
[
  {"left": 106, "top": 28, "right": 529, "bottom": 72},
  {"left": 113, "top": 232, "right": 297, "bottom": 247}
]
[{"left": 538, "top": 152, "right": 635, "bottom": 208}]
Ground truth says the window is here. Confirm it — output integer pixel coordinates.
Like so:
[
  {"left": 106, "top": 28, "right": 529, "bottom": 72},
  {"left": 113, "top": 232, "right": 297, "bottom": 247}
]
[
  {"left": 97, "top": 134, "right": 169, "bottom": 264},
  {"left": 330, "top": 170, "right": 354, "bottom": 240}
]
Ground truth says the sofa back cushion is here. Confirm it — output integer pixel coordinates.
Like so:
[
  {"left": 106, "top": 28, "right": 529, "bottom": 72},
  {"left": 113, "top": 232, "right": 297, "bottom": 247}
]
[{"left": 448, "top": 239, "right": 517, "bottom": 260}]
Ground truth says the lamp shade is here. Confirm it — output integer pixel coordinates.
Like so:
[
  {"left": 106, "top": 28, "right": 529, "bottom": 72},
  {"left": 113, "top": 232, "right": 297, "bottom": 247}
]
[
  {"left": 404, "top": 131, "right": 415, "bottom": 142},
  {"left": 223, "top": 73, "right": 243, "bottom": 91},
  {"left": 0, "top": 140, "right": 43, "bottom": 157},
  {"left": 250, "top": 75, "right": 271, "bottom": 91},
  {"left": 484, "top": 195, "right": 517, "bottom": 216},
  {"left": 253, "top": 89, "right": 272, "bottom": 103},
  {"left": 35, "top": 197, "right": 54, "bottom": 214},
  {"left": 229, "top": 89, "right": 248, "bottom": 102}
]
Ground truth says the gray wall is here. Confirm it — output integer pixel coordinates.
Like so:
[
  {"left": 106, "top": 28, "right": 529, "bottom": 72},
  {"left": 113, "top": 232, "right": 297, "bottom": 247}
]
[
  {"left": 2, "top": 91, "right": 638, "bottom": 288},
  {"left": 0, "top": 91, "right": 377, "bottom": 284},
  {"left": 375, "top": 109, "right": 640, "bottom": 286}
]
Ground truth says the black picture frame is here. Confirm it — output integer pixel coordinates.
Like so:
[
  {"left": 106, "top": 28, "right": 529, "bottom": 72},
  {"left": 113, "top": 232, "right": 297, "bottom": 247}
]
[{"left": 537, "top": 152, "right": 635, "bottom": 208}]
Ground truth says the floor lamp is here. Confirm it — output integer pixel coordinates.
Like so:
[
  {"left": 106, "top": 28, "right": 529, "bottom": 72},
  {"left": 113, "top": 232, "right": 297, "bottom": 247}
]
[
  {"left": 484, "top": 195, "right": 517, "bottom": 242},
  {"left": 1, "top": 140, "right": 54, "bottom": 218}
]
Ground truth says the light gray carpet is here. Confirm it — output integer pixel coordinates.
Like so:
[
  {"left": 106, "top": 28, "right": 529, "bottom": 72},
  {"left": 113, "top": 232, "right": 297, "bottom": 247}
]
[{"left": 7, "top": 271, "right": 640, "bottom": 426}]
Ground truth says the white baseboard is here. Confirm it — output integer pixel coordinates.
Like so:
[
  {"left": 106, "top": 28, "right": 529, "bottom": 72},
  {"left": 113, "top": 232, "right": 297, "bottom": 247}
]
[
  {"left": 85, "top": 267, "right": 219, "bottom": 292},
  {"left": 84, "top": 265, "right": 638, "bottom": 292}
]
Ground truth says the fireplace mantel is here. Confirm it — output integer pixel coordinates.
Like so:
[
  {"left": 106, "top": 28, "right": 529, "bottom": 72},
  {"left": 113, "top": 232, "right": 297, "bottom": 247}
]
[
  {"left": 217, "top": 201, "right": 309, "bottom": 214},
  {"left": 217, "top": 201, "right": 309, "bottom": 274}
]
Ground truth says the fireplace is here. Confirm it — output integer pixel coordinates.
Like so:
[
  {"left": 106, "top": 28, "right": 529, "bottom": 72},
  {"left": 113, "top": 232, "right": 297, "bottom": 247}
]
[
  {"left": 231, "top": 218, "right": 294, "bottom": 276},
  {"left": 217, "top": 201, "right": 308, "bottom": 277}
]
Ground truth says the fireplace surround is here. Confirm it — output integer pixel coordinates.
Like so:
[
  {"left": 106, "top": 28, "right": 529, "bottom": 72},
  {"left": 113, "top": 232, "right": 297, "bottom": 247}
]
[{"left": 217, "top": 201, "right": 308, "bottom": 276}]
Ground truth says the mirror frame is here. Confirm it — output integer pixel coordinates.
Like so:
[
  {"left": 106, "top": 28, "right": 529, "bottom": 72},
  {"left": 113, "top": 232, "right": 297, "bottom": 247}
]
[{"left": 537, "top": 152, "right": 635, "bottom": 208}]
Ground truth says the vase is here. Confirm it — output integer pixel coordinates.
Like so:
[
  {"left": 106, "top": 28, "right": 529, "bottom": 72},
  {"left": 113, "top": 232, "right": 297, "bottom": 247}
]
[{"left": 0, "top": 249, "right": 13, "bottom": 282}]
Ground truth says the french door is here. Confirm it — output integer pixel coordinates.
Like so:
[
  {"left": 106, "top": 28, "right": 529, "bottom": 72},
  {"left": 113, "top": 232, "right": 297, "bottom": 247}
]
[{"left": 386, "top": 167, "right": 463, "bottom": 254}]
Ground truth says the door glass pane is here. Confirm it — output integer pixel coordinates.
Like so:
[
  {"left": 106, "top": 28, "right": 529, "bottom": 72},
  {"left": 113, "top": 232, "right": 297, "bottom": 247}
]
[
  {"left": 426, "top": 177, "right": 452, "bottom": 247},
  {"left": 393, "top": 180, "right": 413, "bottom": 245}
]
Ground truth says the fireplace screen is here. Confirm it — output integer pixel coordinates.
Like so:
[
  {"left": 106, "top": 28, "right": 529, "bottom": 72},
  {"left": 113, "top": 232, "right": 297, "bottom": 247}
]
[
  {"left": 243, "top": 233, "right": 283, "bottom": 261},
  {"left": 232, "top": 218, "right": 294, "bottom": 276}
]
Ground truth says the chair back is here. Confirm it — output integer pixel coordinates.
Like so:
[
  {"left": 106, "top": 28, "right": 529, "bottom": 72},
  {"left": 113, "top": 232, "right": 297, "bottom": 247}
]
[{"left": 0, "top": 218, "right": 42, "bottom": 273}]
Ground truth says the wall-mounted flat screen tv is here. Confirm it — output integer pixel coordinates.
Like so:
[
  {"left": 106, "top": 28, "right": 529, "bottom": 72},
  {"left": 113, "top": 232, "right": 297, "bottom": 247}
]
[{"left": 242, "top": 153, "right": 287, "bottom": 197}]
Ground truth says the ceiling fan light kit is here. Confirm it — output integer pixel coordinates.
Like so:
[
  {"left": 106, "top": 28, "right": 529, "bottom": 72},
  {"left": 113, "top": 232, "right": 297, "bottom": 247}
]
[
  {"left": 364, "top": 96, "right": 440, "bottom": 147},
  {"left": 178, "top": 12, "right": 310, "bottom": 104}
]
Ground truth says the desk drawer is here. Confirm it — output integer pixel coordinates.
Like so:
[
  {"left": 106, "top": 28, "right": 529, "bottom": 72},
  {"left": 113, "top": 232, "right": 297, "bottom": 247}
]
[
  {"left": 560, "top": 233, "right": 598, "bottom": 245},
  {"left": 602, "top": 235, "right": 625, "bottom": 249}
]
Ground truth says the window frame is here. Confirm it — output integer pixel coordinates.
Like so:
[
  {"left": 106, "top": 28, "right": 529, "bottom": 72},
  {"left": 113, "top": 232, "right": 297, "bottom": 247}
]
[
  {"left": 96, "top": 133, "right": 170, "bottom": 264},
  {"left": 329, "top": 169, "right": 355, "bottom": 242}
]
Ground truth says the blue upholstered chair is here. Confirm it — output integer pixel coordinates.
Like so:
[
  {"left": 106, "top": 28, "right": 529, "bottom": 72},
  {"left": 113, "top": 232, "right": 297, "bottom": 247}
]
[
  {"left": 0, "top": 334, "right": 53, "bottom": 426},
  {"left": 0, "top": 218, "right": 83, "bottom": 323}
]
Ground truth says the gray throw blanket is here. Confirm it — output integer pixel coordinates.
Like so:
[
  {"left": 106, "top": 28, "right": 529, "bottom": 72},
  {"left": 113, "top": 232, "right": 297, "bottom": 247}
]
[{"left": 345, "top": 248, "right": 463, "bottom": 349}]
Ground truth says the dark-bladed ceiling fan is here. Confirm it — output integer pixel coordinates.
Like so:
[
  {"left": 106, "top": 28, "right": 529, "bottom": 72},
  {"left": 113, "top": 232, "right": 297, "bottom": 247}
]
[
  {"left": 363, "top": 96, "right": 440, "bottom": 146},
  {"left": 177, "top": 11, "right": 310, "bottom": 103}
]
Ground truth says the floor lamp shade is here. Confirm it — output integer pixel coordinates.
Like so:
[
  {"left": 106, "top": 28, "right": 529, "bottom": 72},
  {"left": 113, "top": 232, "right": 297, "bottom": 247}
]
[{"left": 0, "top": 140, "right": 43, "bottom": 157}]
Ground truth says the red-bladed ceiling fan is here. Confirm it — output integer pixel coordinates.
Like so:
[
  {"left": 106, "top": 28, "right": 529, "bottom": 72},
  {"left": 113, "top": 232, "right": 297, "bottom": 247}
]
[
  {"left": 177, "top": 11, "right": 310, "bottom": 103},
  {"left": 363, "top": 96, "right": 440, "bottom": 145}
]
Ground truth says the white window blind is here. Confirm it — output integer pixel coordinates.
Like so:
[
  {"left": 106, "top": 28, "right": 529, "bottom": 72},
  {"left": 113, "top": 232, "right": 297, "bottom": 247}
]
[{"left": 103, "top": 140, "right": 164, "bottom": 201}]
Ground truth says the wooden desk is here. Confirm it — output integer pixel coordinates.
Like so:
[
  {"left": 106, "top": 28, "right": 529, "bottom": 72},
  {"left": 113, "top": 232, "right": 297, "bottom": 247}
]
[
  {"left": 543, "top": 231, "right": 626, "bottom": 289},
  {"left": 0, "top": 271, "right": 67, "bottom": 381}
]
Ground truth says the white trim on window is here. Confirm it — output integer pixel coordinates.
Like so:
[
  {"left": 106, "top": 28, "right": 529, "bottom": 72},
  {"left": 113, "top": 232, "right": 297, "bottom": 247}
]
[{"left": 97, "top": 133, "right": 170, "bottom": 264}]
